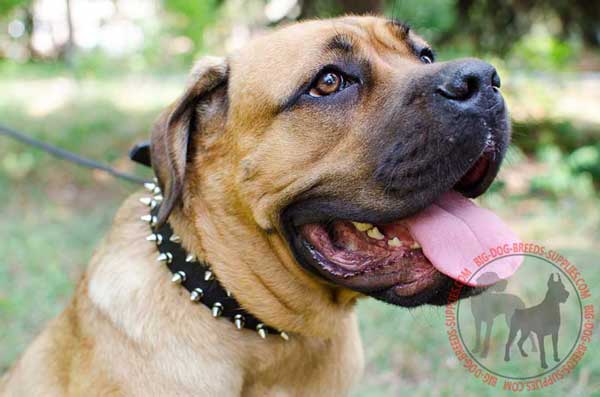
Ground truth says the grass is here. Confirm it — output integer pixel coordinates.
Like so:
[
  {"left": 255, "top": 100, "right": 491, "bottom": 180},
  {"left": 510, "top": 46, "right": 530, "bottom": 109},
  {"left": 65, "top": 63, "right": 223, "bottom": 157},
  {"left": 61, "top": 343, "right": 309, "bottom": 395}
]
[{"left": 1, "top": 69, "right": 599, "bottom": 396}]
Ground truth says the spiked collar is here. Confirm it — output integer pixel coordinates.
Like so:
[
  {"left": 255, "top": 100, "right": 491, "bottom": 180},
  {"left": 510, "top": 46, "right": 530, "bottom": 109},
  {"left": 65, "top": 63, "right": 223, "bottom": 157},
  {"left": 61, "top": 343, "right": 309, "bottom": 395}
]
[{"left": 139, "top": 182, "right": 289, "bottom": 341}]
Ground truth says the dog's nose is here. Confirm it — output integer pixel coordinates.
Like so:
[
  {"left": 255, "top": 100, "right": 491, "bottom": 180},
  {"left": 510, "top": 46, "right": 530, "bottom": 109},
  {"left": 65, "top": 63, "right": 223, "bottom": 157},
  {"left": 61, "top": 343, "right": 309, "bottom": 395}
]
[{"left": 436, "top": 59, "right": 501, "bottom": 107}]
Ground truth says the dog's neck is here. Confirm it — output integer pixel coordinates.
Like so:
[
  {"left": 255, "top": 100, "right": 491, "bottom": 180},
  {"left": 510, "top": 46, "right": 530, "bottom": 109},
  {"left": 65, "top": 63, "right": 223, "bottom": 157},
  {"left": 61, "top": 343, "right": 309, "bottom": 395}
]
[
  {"left": 160, "top": 163, "right": 360, "bottom": 338},
  {"left": 141, "top": 187, "right": 288, "bottom": 340},
  {"left": 141, "top": 178, "right": 359, "bottom": 342}
]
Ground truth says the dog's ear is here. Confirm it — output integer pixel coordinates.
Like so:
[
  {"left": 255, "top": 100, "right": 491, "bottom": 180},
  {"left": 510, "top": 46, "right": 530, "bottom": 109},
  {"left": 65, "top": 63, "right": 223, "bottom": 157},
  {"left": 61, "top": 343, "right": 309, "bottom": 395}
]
[
  {"left": 547, "top": 273, "right": 556, "bottom": 286},
  {"left": 150, "top": 56, "right": 229, "bottom": 225}
]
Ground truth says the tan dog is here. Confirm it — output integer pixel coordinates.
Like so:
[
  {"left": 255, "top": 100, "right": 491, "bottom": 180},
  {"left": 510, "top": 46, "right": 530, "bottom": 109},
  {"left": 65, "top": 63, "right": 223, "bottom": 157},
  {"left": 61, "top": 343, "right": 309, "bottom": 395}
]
[{"left": 1, "top": 15, "right": 519, "bottom": 396}]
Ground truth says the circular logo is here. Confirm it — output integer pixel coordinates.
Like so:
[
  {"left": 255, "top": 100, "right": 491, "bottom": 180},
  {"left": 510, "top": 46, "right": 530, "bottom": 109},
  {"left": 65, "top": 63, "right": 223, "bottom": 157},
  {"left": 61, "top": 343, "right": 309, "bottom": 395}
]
[{"left": 445, "top": 243, "right": 595, "bottom": 391}]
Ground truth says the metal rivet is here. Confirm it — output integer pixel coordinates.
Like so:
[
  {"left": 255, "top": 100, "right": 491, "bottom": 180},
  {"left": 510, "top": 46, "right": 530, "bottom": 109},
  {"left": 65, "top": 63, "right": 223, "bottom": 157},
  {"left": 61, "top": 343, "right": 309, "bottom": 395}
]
[
  {"left": 171, "top": 271, "right": 186, "bottom": 284},
  {"left": 190, "top": 288, "right": 204, "bottom": 302},
  {"left": 146, "top": 233, "right": 163, "bottom": 244},
  {"left": 257, "top": 323, "right": 267, "bottom": 339},
  {"left": 234, "top": 314, "right": 245, "bottom": 330},
  {"left": 280, "top": 331, "right": 289, "bottom": 341},
  {"left": 156, "top": 252, "right": 173, "bottom": 264},
  {"left": 204, "top": 270, "right": 214, "bottom": 281},
  {"left": 169, "top": 234, "right": 181, "bottom": 243},
  {"left": 185, "top": 254, "right": 196, "bottom": 263},
  {"left": 212, "top": 302, "right": 223, "bottom": 317}
]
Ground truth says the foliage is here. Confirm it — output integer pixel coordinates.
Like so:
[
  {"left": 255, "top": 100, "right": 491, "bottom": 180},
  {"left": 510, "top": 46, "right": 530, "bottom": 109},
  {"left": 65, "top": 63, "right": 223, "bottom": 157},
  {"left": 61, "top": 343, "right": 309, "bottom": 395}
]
[
  {"left": 162, "top": 0, "right": 222, "bottom": 57},
  {"left": 386, "top": 0, "right": 457, "bottom": 45},
  {"left": 0, "top": 0, "right": 30, "bottom": 16}
]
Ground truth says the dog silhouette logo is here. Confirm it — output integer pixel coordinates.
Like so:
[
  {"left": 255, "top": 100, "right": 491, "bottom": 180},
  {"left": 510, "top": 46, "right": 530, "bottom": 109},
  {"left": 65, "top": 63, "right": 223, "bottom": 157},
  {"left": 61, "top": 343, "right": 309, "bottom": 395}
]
[
  {"left": 445, "top": 247, "right": 593, "bottom": 390},
  {"left": 470, "top": 271, "right": 537, "bottom": 358},
  {"left": 504, "top": 273, "right": 570, "bottom": 369}
]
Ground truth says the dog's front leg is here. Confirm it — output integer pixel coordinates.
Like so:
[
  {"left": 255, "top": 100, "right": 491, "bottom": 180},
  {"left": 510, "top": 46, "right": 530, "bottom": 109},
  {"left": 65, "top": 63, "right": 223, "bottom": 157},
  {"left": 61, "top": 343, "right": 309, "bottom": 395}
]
[
  {"left": 551, "top": 331, "right": 560, "bottom": 362},
  {"left": 472, "top": 318, "right": 482, "bottom": 353},
  {"left": 537, "top": 333, "right": 547, "bottom": 369},
  {"left": 481, "top": 319, "right": 494, "bottom": 358}
]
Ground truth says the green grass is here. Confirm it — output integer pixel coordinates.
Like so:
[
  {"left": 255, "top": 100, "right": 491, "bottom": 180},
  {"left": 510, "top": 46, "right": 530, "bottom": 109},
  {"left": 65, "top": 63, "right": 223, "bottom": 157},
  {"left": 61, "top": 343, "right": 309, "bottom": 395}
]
[{"left": 1, "top": 70, "right": 599, "bottom": 395}]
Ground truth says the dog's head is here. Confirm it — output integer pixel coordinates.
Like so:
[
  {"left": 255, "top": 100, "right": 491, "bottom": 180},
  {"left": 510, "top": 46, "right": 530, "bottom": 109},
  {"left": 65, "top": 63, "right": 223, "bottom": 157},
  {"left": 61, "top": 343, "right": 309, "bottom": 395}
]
[
  {"left": 150, "top": 16, "right": 521, "bottom": 326},
  {"left": 547, "top": 273, "right": 569, "bottom": 303}
]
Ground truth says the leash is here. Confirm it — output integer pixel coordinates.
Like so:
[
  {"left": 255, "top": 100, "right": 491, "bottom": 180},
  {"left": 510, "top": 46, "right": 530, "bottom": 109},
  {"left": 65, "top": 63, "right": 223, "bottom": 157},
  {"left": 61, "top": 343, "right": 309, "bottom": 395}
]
[{"left": 0, "top": 123, "right": 150, "bottom": 185}]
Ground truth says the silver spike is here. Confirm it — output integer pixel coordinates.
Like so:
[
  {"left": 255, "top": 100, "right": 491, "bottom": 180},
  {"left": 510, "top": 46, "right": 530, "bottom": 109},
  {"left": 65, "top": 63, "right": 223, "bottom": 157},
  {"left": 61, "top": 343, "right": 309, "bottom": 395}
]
[
  {"left": 171, "top": 271, "right": 186, "bottom": 284},
  {"left": 139, "top": 197, "right": 157, "bottom": 208},
  {"left": 152, "top": 186, "right": 161, "bottom": 195},
  {"left": 234, "top": 314, "right": 245, "bottom": 330},
  {"left": 144, "top": 182, "right": 157, "bottom": 192},
  {"left": 257, "top": 323, "right": 267, "bottom": 339},
  {"left": 153, "top": 177, "right": 158, "bottom": 183},
  {"left": 204, "top": 270, "right": 214, "bottom": 281},
  {"left": 211, "top": 302, "right": 223, "bottom": 317},
  {"left": 185, "top": 253, "right": 196, "bottom": 263},
  {"left": 225, "top": 289, "right": 232, "bottom": 297},
  {"left": 169, "top": 234, "right": 182, "bottom": 243},
  {"left": 156, "top": 252, "right": 173, "bottom": 264},
  {"left": 190, "top": 288, "right": 204, "bottom": 302},
  {"left": 280, "top": 331, "right": 289, "bottom": 341},
  {"left": 154, "top": 194, "right": 164, "bottom": 203},
  {"left": 140, "top": 214, "right": 157, "bottom": 226},
  {"left": 146, "top": 233, "right": 163, "bottom": 244}
]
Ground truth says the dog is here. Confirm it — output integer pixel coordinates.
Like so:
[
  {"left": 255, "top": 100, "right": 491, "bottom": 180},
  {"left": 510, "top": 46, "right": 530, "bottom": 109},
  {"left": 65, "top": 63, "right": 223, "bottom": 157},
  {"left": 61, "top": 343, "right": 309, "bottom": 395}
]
[
  {"left": 1, "top": 16, "right": 519, "bottom": 396},
  {"left": 504, "top": 273, "right": 569, "bottom": 369},
  {"left": 470, "top": 272, "right": 536, "bottom": 358}
]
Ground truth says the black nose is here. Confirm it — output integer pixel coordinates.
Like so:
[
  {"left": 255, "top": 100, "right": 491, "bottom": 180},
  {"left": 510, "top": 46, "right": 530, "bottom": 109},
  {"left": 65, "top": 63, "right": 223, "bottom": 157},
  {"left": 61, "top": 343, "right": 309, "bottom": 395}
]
[{"left": 437, "top": 59, "right": 501, "bottom": 104}]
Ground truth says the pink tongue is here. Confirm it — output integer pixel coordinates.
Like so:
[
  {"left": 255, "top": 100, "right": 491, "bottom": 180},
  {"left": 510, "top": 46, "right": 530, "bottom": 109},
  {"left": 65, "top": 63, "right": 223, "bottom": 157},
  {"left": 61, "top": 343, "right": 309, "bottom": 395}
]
[{"left": 405, "top": 191, "right": 522, "bottom": 286}]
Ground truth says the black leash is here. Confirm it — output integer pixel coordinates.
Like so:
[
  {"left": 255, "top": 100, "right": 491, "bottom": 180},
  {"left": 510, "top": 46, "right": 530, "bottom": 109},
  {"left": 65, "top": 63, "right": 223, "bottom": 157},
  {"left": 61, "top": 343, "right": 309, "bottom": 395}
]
[{"left": 0, "top": 123, "right": 150, "bottom": 185}]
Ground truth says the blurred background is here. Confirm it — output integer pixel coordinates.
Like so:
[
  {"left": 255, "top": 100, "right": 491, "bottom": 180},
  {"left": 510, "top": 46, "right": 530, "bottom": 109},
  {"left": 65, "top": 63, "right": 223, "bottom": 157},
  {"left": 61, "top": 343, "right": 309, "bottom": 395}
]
[{"left": 1, "top": 1, "right": 599, "bottom": 396}]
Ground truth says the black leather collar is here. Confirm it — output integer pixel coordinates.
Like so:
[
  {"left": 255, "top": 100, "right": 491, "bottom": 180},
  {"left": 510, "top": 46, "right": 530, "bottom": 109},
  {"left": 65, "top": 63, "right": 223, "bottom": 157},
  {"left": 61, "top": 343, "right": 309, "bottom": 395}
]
[{"left": 138, "top": 182, "right": 288, "bottom": 341}]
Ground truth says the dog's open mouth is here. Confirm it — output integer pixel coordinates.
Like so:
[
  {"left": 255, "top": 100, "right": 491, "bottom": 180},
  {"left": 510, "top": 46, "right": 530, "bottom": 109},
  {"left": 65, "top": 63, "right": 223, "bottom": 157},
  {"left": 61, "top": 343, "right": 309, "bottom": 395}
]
[{"left": 285, "top": 149, "right": 522, "bottom": 306}]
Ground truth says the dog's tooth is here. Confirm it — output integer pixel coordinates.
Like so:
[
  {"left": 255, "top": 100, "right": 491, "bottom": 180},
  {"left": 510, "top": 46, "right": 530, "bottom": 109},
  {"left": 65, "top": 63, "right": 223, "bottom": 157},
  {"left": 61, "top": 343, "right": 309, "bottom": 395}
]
[
  {"left": 171, "top": 271, "right": 186, "bottom": 284},
  {"left": 411, "top": 242, "right": 422, "bottom": 249},
  {"left": 387, "top": 237, "right": 402, "bottom": 247},
  {"left": 256, "top": 324, "right": 267, "bottom": 339},
  {"left": 234, "top": 314, "right": 245, "bottom": 329},
  {"left": 204, "top": 270, "right": 214, "bottom": 281},
  {"left": 190, "top": 288, "right": 204, "bottom": 302},
  {"left": 352, "top": 222, "right": 373, "bottom": 232},
  {"left": 156, "top": 252, "right": 173, "bottom": 264},
  {"left": 280, "top": 331, "right": 290, "bottom": 341},
  {"left": 367, "top": 227, "right": 385, "bottom": 240},
  {"left": 146, "top": 233, "right": 163, "bottom": 244},
  {"left": 211, "top": 302, "right": 223, "bottom": 317}
]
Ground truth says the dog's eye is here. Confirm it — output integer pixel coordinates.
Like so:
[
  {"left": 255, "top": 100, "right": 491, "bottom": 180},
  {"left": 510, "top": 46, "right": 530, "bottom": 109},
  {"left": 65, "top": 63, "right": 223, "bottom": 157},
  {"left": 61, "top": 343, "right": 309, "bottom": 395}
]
[
  {"left": 309, "top": 71, "right": 345, "bottom": 97},
  {"left": 419, "top": 48, "right": 434, "bottom": 64}
]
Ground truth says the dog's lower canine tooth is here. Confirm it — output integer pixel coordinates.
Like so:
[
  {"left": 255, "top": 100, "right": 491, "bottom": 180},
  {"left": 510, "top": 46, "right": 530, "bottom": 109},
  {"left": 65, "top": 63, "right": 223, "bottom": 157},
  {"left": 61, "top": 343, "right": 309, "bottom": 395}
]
[
  {"left": 367, "top": 227, "right": 384, "bottom": 240},
  {"left": 352, "top": 222, "right": 373, "bottom": 232},
  {"left": 411, "top": 242, "right": 422, "bottom": 249},
  {"left": 387, "top": 237, "right": 402, "bottom": 247}
]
